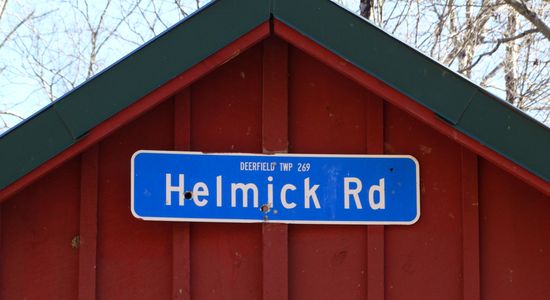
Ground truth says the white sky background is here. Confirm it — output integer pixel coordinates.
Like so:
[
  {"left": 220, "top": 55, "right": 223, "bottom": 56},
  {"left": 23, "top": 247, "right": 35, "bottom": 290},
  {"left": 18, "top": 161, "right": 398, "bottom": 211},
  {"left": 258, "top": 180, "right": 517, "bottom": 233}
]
[
  {"left": 0, "top": 0, "right": 209, "bottom": 132},
  {"left": 0, "top": 0, "right": 548, "bottom": 133}
]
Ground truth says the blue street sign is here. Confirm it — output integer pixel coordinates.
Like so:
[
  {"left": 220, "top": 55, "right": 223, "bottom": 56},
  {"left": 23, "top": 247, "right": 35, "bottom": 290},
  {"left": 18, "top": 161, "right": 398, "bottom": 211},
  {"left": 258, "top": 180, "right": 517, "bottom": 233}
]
[{"left": 131, "top": 151, "right": 420, "bottom": 225}]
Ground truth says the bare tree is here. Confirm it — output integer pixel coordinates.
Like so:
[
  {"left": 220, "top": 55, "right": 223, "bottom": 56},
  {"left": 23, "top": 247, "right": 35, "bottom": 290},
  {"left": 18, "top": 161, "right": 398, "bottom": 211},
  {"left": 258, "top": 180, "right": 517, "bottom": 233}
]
[
  {"left": 360, "top": 0, "right": 374, "bottom": 20},
  {"left": 503, "top": 0, "right": 550, "bottom": 41},
  {"left": 0, "top": 0, "right": 207, "bottom": 132},
  {"left": 359, "top": 0, "right": 549, "bottom": 124},
  {"left": 1, "top": 0, "right": 548, "bottom": 131},
  {"left": 0, "top": 0, "right": 48, "bottom": 131}
]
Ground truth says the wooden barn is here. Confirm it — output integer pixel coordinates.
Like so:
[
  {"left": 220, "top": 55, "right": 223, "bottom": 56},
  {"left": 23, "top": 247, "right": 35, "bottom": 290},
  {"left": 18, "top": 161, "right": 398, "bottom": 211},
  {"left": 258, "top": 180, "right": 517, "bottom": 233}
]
[{"left": 0, "top": 0, "right": 549, "bottom": 299}]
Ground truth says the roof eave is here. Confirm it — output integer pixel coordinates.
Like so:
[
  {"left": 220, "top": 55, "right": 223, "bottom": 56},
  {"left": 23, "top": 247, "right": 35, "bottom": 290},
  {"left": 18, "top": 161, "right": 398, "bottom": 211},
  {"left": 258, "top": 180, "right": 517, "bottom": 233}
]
[{"left": 0, "top": 0, "right": 548, "bottom": 197}]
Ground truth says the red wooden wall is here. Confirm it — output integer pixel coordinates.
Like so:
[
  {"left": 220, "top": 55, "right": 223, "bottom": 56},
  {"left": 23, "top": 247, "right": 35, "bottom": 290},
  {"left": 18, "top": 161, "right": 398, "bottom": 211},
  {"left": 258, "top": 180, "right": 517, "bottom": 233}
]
[{"left": 1, "top": 37, "right": 549, "bottom": 299}]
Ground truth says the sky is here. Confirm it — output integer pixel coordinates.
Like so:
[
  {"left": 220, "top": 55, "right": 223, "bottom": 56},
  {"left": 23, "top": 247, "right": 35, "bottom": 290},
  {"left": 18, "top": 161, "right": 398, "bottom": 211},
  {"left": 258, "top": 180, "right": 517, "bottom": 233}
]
[
  {"left": 0, "top": 0, "right": 548, "bottom": 133},
  {"left": 0, "top": 0, "right": 210, "bottom": 132}
]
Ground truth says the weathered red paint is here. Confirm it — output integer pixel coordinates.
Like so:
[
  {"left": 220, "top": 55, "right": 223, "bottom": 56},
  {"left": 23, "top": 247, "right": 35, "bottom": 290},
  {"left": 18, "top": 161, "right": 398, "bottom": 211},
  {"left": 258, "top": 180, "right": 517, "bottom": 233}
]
[
  {"left": 461, "top": 148, "right": 480, "bottom": 300},
  {"left": 78, "top": 145, "right": 99, "bottom": 300},
  {"left": 1, "top": 158, "right": 80, "bottom": 298},
  {"left": 273, "top": 20, "right": 550, "bottom": 196},
  {"left": 0, "top": 22, "right": 271, "bottom": 204},
  {"left": 190, "top": 42, "right": 263, "bottom": 300},
  {"left": 479, "top": 160, "right": 549, "bottom": 300},
  {"left": 261, "top": 37, "right": 289, "bottom": 300},
  {"left": 385, "top": 104, "right": 464, "bottom": 298},
  {"left": 1, "top": 22, "right": 550, "bottom": 300},
  {"left": 287, "top": 45, "right": 369, "bottom": 300},
  {"left": 172, "top": 89, "right": 191, "bottom": 299},
  {"left": 366, "top": 97, "right": 385, "bottom": 300}
]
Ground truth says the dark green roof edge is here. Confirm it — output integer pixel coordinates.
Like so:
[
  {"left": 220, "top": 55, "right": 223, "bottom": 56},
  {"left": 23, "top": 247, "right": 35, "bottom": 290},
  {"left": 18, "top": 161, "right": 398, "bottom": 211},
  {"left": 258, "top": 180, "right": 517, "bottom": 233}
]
[
  {"left": 0, "top": 0, "right": 548, "bottom": 192},
  {"left": 273, "top": 0, "right": 550, "bottom": 182},
  {"left": 0, "top": 0, "right": 271, "bottom": 190}
]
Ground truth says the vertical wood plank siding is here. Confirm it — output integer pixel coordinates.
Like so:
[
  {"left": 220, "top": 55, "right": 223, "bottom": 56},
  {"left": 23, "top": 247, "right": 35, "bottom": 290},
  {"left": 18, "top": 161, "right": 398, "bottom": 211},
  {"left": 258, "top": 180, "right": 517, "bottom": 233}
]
[
  {"left": 0, "top": 31, "right": 548, "bottom": 299},
  {"left": 172, "top": 90, "right": 192, "bottom": 299},
  {"left": 366, "top": 98, "right": 385, "bottom": 300},
  {"left": 78, "top": 146, "right": 99, "bottom": 299},
  {"left": 261, "top": 37, "right": 290, "bottom": 300},
  {"left": 461, "top": 148, "right": 480, "bottom": 300}
]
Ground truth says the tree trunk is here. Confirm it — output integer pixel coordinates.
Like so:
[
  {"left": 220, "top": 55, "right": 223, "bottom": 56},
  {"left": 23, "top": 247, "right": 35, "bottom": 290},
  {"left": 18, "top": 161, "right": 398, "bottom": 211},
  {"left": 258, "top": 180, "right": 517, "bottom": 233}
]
[
  {"left": 360, "top": 0, "right": 373, "bottom": 20},
  {"left": 504, "top": 9, "right": 518, "bottom": 105}
]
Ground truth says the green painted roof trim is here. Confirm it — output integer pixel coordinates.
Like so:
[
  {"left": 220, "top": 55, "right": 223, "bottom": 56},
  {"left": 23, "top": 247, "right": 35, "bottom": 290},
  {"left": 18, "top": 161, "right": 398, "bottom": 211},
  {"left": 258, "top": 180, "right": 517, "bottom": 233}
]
[
  {"left": 56, "top": 0, "right": 270, "bottom": 139},
  {"left": 1, "top": 0, "right": 548, "bottom": 191},
  {"left": 457, "top": 90, "right": 549, "bottom": 179},
  {"left": 273, "top": 0, "right": 550, "bottom": 182},
  {"left": 0, "top": 0, "right": 271, "bottom": 190},
  {"left": 0, "top": 107, "right": 74, "bottom": 189}
]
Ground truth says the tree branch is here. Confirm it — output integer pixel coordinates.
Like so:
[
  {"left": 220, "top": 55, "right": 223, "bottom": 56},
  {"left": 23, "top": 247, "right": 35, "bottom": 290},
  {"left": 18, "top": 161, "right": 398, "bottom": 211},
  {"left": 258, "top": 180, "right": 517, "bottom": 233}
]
[
  {"left": 503, "top": 0, "right": 550, "bottom": 41},
  {"left": 0, "top": 111, "right": 24, "bottom": 120},
  {"left": 0, "top": 10, "right": 35, "bottom": 49},
  {"left": 0, "top": 0, "right": 8, "bottom": 21},
  {"left": 459, "top": 28, "right": 537, "bottom": 73}
]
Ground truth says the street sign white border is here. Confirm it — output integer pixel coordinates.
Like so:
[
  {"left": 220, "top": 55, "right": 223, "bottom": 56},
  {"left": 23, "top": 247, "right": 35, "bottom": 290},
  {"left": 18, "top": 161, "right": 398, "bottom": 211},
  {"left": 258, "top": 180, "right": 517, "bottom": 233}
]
[{"left": 131, "top": 150, "right": 421, "bottom": 225}]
